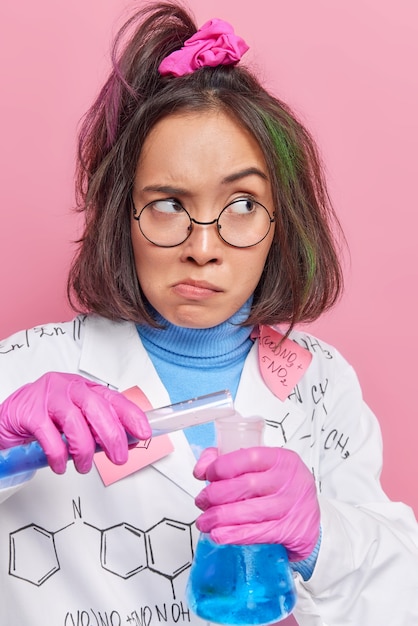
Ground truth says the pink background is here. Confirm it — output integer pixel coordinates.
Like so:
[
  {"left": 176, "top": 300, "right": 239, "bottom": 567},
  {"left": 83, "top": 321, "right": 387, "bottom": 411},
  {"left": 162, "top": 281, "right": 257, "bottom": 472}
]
[{"left": 1, "top": 1, "right": 417, "bottom": 515}]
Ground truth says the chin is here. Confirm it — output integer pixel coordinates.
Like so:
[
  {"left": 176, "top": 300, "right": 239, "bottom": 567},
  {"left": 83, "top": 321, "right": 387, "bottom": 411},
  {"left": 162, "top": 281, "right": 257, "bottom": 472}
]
[
  {"left": 172, "top": 318, "right": 223, "bottom": 330},
  {"left": 168, "top": 308, "right": 229, "bottom": 330}
]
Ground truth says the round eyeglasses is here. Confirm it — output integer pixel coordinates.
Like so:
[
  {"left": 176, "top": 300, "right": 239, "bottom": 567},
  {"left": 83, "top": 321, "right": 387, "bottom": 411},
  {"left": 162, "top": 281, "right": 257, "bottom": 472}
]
[{"left": 132, "top": 197, "right": 275, "bottom": 248}]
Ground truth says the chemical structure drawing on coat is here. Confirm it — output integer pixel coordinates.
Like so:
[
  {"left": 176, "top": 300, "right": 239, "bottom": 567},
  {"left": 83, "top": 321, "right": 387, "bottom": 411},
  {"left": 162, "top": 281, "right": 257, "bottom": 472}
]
[{"left": 9, "top": 497, "right": 196, "bottom": 600}]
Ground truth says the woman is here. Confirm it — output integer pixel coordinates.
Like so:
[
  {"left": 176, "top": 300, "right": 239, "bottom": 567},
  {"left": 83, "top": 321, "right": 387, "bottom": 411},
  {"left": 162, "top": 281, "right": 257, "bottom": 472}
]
[{"left": 1, "top": 3, "right": 417, "bottom": 624}]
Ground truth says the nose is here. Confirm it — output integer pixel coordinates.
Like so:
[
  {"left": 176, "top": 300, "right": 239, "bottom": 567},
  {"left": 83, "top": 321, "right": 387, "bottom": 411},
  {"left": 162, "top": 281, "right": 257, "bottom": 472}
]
[{"left": 180, "top": 219, "right": 224, "bottom": 265}]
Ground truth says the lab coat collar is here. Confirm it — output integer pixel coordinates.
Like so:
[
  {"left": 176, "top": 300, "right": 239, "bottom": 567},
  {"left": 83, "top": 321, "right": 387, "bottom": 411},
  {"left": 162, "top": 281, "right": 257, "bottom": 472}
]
[
  {"left": 79, "top": 315, "right": 201, "bottom": 497},
  {"left": 79, "top": 314, "right": 171, "bottom": 407},
  {"left": 78, "top": 315, "right": 306, "bottom": 497}
]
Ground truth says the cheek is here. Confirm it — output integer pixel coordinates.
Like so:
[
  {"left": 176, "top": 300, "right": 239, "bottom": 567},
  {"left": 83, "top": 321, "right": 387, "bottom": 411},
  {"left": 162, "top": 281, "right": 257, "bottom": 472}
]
[
  {"left": 231, "top": 250, "right": 270, "bottom": 302},
  {"left": 243, "top": 238, "right": 273, "bottom": 282},
  {"left": 133, "top": 249, "right": 161, "bottom": 285},
  {"left": 131, "top": 231, "right": 175, "bottom": 295},
  {"left": 131, "top": 229, "right": 154, "bottom": 288}
]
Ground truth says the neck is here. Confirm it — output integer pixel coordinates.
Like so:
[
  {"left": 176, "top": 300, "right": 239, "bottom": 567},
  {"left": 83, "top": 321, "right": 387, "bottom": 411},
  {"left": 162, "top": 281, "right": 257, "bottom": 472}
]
[{"left": 137, "top": 301, "right": 254, "bottom": 362}]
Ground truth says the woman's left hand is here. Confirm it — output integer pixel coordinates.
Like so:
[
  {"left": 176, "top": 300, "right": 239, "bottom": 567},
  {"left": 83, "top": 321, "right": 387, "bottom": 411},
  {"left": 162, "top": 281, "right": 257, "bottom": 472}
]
[{"left": 193, "top": 446, "right": 320, "bottom": 561}]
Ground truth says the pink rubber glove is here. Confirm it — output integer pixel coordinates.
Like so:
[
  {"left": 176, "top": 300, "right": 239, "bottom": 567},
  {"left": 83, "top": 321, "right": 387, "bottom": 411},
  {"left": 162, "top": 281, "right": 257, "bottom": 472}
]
[
  {"left": 193, "top": 446, "right": 320, "bottom": 561},
  {"left": 0, "top": 372, "right": 152, "bottom": 474}
]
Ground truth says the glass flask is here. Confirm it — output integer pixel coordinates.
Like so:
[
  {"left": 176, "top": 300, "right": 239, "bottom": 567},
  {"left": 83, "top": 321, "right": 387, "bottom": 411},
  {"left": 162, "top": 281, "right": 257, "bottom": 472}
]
[{"left": 187, "top": 414, "right": 297, "bottom": 625}]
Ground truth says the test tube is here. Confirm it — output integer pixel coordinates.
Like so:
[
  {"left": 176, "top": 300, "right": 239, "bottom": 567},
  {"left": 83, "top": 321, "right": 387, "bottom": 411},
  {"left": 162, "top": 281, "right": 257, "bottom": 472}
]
[{"left": 0, "top": 389, "right": 234, "bottom": 479}]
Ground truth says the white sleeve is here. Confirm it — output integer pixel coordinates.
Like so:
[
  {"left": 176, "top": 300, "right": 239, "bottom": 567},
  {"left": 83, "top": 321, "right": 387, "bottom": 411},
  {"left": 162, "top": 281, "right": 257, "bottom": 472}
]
[
  {"left": 0, "top": 320, "right": 83, "bottom": 501},
  {"left": 0, "top": 471, "right": 35, "bottom": 504},
  {"left": 294, "top": 359, "right": 418, "bottom": 626}
]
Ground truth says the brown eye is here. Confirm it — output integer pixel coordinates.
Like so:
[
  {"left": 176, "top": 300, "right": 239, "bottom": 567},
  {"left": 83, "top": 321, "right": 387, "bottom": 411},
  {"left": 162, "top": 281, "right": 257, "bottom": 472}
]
[
  {"left": 152, "top": 199, "right": 184, "bottom": 214},
  {"left": 225, "top": 198, "right": 257, "bottom": 215}
]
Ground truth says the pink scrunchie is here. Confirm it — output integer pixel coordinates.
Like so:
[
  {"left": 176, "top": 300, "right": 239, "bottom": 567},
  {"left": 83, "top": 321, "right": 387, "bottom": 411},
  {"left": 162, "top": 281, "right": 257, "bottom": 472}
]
[{"left": 158, "top": 18, "right": 249, "bottom": 77}]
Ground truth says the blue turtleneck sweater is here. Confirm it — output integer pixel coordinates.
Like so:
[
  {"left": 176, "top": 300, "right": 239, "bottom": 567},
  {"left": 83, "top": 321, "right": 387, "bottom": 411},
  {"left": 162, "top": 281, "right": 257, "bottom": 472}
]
[{"left": 137, "top": 301, "right": 254, "bottom": 457}]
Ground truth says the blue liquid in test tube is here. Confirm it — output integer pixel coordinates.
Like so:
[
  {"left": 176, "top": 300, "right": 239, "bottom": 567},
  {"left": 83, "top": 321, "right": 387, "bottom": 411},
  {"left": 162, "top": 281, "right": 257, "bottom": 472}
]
[{"left": 0, "top": 389, "right": 234, "bottom": 479}]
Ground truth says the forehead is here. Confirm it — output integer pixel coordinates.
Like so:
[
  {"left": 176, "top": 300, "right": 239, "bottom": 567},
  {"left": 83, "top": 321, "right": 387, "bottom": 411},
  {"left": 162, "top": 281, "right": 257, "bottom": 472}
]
[{"left": 137, "top": 110, "right": 269, "bottom": 179}]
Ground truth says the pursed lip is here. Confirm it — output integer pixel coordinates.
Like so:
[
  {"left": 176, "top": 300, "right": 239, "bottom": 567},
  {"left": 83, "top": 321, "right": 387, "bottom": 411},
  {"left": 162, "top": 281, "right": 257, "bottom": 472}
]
[{"left": 171, "top": 279, "right": 223, "bottom": 298}]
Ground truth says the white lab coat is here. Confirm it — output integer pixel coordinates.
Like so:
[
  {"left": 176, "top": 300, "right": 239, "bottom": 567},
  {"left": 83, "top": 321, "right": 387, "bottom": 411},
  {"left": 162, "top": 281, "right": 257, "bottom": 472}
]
[{"left": 0, "top": 314, "right": 418, "bottom": 626}]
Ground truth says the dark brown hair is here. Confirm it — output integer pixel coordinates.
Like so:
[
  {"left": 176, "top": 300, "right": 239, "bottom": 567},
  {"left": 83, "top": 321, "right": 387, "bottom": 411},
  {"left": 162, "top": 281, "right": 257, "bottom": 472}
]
[{"left": 68, "top": 1, "right": 344, "bottom": 330}]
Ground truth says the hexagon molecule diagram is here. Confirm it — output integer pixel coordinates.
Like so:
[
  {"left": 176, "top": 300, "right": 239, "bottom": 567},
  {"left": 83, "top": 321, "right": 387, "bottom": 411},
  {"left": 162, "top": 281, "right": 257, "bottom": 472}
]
[
  {"left": 146, "top": 518, "right": 194, "bottom": 580},
  {"left": 100, "top": 522, "right": 147, "bottom": 578},
  {"left": 90, "top": 517, "right": 194, "bottom": 598},
  {"left": 8, "top": 511, "right": 195, "bottom": 597},
  {"left": 9, "top": 524, "right": 60, "bottom": 586}
]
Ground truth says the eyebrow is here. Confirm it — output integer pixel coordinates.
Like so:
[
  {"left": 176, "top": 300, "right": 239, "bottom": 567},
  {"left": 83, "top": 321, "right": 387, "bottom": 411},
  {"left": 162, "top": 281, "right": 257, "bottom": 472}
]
[
  {"left": 221, "top": 167, "right": 269, "bottom": 184},
  {"left": 141, "top": 167, "right": 269, "bottom": 196}
]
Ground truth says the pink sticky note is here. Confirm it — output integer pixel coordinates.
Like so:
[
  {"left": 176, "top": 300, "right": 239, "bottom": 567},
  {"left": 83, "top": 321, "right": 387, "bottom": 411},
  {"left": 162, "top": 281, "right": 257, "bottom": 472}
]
[
  {"left": 94, "top": 436, "right": 174, "bottom": 486},
  {"left": 256, "top": 325, "right": 312, "bottom": 401},
  {"left": 94, "top": 386, "right": 174, "bottom": 486}
]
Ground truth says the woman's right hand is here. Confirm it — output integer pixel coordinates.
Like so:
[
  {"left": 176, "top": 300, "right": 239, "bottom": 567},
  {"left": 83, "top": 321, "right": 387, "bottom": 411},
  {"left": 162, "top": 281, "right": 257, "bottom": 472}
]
[{"left": 0, "top": 372, "right": 152, "bottom": 474}]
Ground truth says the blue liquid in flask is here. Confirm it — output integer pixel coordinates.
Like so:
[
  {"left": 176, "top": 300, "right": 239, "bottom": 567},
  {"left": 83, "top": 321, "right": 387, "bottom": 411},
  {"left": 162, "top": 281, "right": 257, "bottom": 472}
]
[{"left": 187, "top": 534, "right": 296, "bottom": 625}]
